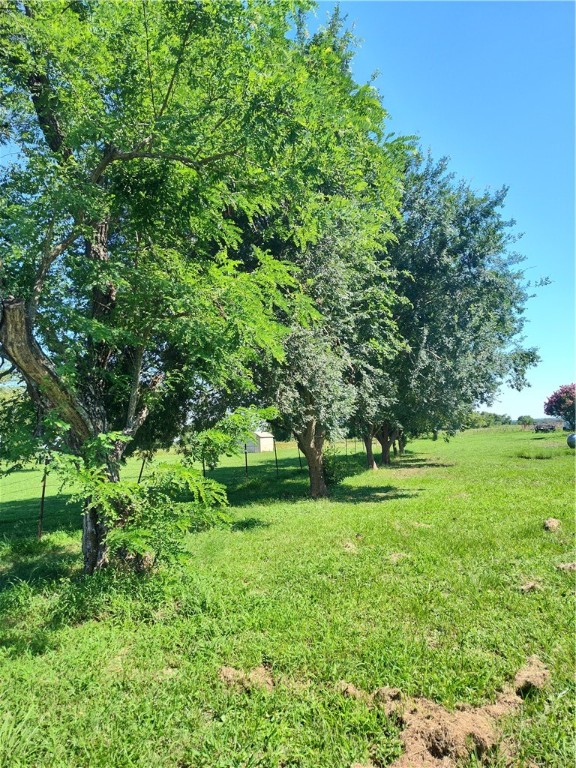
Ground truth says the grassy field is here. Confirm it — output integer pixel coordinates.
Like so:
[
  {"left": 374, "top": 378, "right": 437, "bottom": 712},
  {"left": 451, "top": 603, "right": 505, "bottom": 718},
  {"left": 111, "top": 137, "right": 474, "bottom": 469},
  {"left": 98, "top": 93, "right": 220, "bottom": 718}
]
[{"left": 0, "top": 428, "right": 574, "bottom": 767}]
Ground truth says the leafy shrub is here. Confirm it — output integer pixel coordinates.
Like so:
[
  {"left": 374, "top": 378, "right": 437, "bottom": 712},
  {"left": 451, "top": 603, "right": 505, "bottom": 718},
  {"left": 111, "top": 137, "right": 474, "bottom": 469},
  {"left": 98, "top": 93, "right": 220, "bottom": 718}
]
[
  {"left": 322, "top": 445, "right": 347, "bottom": 486},
  {"left": 55, "top": 458, "right": 230, "bottom": 569}
]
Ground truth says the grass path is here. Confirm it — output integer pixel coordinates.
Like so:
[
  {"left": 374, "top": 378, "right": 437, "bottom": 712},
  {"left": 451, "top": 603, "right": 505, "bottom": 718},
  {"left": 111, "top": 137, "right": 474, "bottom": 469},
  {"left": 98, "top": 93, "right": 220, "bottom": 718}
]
[{"left": 0, "top": 429, "right": 574, "bottom": 766}]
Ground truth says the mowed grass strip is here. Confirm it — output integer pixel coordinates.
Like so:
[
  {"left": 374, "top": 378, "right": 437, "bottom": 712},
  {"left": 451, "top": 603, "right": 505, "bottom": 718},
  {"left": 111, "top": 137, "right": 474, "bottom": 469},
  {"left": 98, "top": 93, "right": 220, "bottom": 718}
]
[{"left": 0, "top": 428, "right": 574, "bottom": 767}]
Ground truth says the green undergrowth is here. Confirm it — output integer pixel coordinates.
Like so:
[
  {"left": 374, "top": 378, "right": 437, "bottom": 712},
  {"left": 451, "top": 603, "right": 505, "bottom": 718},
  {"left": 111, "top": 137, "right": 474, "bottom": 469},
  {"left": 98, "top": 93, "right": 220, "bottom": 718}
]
[{"left": 0, "top": 429, "right": 574, "bottom": 766}]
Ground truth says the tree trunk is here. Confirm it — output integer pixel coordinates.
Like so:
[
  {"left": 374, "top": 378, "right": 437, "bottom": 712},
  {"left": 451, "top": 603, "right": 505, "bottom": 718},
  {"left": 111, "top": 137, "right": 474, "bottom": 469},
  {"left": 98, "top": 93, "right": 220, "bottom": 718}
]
[
  {"left": 82, "top": 503, "right": 109, "bottom": 574},
  {"left": 295, "top": 419, "right": 328, "bottom": 498},
  {"left": 398, "top": 432, "right": 407, "bottom": 455},
  {"left": 363, "top": 434, "right": 378, "bottom": 470},
  {"left": 432, "top": 429, "right": 438, "bottom": 441},
  {"left": 376, "top": 424, "right": 396, "bottom": 467}
]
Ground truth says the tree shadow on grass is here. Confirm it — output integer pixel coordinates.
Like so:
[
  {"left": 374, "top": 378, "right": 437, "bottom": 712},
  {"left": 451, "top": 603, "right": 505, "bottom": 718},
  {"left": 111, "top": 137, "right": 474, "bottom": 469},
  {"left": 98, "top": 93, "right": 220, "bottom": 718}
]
[
  {"left": 211, "top": 453, "right": 424, "bottom": 508},
  {"left": 0, "top": 492, "right": 81, "bottom": 539},
  {"left": 331, "top": 484, "right": 422, "bottom": 504},
  {"left": 231, "top": 517, "right": 271, "bottom": 532},
  {"left": 0, "top": 537, "right": 80, "bottom": 592},
  {"left": 390, "top": 455, "right": 455, "bottom": 469}
]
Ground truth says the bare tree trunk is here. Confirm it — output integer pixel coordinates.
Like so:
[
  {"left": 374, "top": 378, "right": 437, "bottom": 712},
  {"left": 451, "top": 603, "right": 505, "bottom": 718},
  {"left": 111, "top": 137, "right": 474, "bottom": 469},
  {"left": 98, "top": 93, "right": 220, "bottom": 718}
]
[
  {"left": 82, "top": 504, "right": 109, "bottom": 574},
  {"left": 295, "top": 419, "right": 328, "bottom": 498},
  {"left": 376, "top": 424, "right": 397, "bottom": 467},
  {"left": 398, "top": 432, "right": 407, "bottom": 455},
  {"left": 432, "top": 429, "right": 438, "bottom": 441},
  {"left": 363, "top": 434, "right": 378, "bottom": 470}
]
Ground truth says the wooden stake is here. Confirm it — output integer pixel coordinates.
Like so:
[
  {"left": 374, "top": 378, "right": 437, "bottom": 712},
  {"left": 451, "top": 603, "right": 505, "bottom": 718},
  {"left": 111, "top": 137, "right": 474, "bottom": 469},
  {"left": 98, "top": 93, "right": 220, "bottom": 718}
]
[{"left": 37, "top": 455, "right": 48, "bottom": 540}]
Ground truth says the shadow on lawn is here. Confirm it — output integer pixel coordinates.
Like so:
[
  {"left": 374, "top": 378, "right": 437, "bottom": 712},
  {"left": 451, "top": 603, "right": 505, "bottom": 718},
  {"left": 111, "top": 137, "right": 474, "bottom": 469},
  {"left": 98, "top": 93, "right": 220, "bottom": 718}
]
[
  {"left": 231, "top": 517, "right": 271, "bottom": 532},
  {"left": 213, "top": 453, "right": 423, "bottom": 508},
  {"left": 0, "top": 492, "right": 81, "bottom": 540},
  {"left": 332, "top": 484, "right": 421, "bottom": 504},
  {"left": 0, "top": 539, "right": 79, "bottom": 592}
]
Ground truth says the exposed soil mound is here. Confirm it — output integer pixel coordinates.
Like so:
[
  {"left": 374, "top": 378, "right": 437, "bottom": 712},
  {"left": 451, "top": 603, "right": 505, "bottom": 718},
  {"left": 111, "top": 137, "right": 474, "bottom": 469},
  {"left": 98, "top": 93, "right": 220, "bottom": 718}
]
[
  {"left": 543, "top": 518, "right": 561, "bottom": 531},
  {"left": 336, "top": 680, "right": 372, "bottom": 704},
  {"left": 557, "top": 562, "right": 576, "bottom": 571},
  {"left": 513, "top": 655, "right": 549, "bottom": 697},
  {"left": 218, "top": 665, "right": 274, "bottom": 692},
  {"left": 341, "top": 657, "right": 549, "bottom": 768}
]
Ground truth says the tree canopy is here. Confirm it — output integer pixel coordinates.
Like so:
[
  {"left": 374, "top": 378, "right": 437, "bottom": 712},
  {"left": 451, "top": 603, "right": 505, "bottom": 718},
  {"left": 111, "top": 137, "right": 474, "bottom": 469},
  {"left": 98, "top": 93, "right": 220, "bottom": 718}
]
[
  {"left": 0, "top": 1, "right": 542, "bottom": 567},
  {"left": 544, "top": 384, "right": 575, "bottom": 429}
]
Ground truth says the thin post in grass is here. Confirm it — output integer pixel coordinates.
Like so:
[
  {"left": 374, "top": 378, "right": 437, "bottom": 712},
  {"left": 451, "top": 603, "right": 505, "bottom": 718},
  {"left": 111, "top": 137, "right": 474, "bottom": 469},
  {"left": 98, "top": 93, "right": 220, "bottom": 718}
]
[
  {"left": 137, "top": 456, "right": 146, "bottom": 483},
  {"left": 345, "top": 438, "right": 348, "bottom": 456},
  {"left": 244, "top": 443, "right": 248, "bottom": 477},
  {"left": 37, "top": 454, "right": 49, "bottom": 540},
  {"left": 202, "top": 457, "right": 206, "bottom": 477},
  {"left": 273, "top": 439, "right": 279, "bottom": 478}
]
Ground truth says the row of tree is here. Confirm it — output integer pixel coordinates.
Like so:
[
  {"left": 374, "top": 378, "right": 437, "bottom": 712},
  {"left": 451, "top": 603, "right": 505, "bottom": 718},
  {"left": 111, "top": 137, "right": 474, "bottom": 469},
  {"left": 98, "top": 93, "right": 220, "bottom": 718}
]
[{"left": 0, "top": 1, "right": 538, "bottom": 571}]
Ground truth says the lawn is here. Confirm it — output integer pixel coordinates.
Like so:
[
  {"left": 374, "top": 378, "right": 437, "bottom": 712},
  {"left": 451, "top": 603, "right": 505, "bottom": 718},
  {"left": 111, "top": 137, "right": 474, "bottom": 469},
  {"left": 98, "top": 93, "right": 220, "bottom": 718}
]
[{"left": 0, "top": 428, "right": 574, "bottom": 767}]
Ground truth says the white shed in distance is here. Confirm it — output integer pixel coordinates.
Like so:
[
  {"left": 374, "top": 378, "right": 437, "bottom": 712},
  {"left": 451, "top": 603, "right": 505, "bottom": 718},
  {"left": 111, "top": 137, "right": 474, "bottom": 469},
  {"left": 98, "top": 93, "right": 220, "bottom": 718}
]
[{"left": 245, "top": 430, "right": 274, "bottom": 453}]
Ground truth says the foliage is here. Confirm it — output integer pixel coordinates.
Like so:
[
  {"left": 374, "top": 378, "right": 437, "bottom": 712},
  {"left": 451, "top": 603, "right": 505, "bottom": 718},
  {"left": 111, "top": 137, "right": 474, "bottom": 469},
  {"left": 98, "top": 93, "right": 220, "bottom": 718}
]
[
  {"left": 53, "top": 456, "right": 229, "bottom": 567},
  {"left": 517, "top": 415, "right": 535, "bottom": 428},
  {"left": 544, "top": 384, "right": 575, "bottom": 429},
  {"left": 463, "top": 411, "right": 512, "bottom": 429},
  {"left": 321, "top": 444, "right": 347, "bottom": 486},
  {"left": 178, "top": 406, "right": 277, "bottom": 471},
  {"left": 363, "top": 151, "right": 539, "bottom": 441}
]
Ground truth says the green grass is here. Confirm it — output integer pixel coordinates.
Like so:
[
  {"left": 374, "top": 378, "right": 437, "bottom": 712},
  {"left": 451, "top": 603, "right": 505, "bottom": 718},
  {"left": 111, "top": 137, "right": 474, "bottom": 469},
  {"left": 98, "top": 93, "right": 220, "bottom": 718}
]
[{"left": 0, "top": 428, "right": 574, "bottom": 767}]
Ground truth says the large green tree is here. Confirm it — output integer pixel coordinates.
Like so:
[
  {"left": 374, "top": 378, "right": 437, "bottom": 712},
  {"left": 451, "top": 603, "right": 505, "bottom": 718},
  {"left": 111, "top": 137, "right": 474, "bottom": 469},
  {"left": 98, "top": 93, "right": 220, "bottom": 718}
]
[
  {"left": 2, "top": 0, "right": 397, "bottom": 566},
  {"left": 352, "top": 152, "right": 539, "bottom": 461},
  {"left": 211, "top": 12, "right": 408, "bottom": 497}
]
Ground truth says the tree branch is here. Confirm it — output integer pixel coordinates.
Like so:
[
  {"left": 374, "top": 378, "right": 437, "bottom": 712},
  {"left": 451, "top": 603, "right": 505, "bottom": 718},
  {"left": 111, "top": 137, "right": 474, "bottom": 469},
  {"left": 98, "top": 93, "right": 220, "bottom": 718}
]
[
  {"left": 125, "top": 346, "right": 144, "bottom": 431},
  {"left": 141, "top": 0, "right": 158, "bottom": 120},
  {"left": 157, "top": 14, "right": 195, "bottom": 120},
  {"left": 30, "top": 221, "right": 84, "bottom": 311},
  {"left": 113, "top": 145, "right": 242, "bottom": 169},
  {"left": 0, "top": 298, "right": 93, "bottom": 441}
]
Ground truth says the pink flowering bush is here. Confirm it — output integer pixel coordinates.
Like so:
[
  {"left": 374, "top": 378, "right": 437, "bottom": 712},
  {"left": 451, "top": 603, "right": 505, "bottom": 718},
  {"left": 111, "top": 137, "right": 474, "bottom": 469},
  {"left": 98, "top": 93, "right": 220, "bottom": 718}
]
[{"left": 544, "top": 384, "right": 575, "bottom": 429}]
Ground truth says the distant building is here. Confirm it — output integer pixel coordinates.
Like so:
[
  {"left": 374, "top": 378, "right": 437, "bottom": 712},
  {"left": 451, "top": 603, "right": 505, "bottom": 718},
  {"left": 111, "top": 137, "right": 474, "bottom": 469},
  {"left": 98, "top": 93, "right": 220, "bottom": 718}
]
[{"left": 245, "top": 430, "right": 274, "bottom": 453}]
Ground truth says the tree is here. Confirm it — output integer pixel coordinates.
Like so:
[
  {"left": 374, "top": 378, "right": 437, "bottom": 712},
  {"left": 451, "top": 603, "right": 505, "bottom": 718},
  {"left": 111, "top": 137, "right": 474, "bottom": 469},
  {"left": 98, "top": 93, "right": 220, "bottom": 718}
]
[
  {"left": 353, "top": 152, "right": 539, "bottom": 459},
  {"left": 226, "top": 11, "right": 409, "bottom": 496},
  {"left": 1, "top": 0, "right": 385, "bottom": 568},
  {"left": 517, "top": 415, "right": 534, "bottom": 429},
  {"left": 544, "top": 384, "right": 575, "bottom": 429}
]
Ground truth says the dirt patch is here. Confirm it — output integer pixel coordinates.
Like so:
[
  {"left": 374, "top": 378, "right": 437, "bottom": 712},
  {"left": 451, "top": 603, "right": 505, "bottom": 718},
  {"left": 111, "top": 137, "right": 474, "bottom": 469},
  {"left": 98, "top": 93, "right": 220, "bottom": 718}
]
[
  {"left": 336, "top": 680, "right": 373, "bottom": 704},
  {"left": 341, "top": 657, "right": 549, "bottom": 768},
  {"left": 351, "top": 764, "right": 376, "bottom": 768},
  {"left": 343, "top": 541, "right": 359, "bottom": 554},
  {"left": 543, "top": 518, "right": 561, "bottom": 531},
  {"left": 412, "top": 522, "right": 433, "bottom": 529},
  {"left": 557, "top": 562, "right": 576, "bottom": 571},
  {"left": 519, "top": 580, "right": 540, "bottom": 593},
  {"left": 218, "top": 665, "right": 274, "bottom": 693},
  {"left": 389, "top": 552, "right": 410, "bottom": 564},
  {"left": 513, "top": 655, "right": 549, "bottom": 697}
]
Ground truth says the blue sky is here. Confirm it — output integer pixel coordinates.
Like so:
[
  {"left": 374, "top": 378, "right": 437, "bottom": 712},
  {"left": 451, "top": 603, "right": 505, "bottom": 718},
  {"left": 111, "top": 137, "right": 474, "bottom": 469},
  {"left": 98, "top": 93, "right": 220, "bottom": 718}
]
[{"left": 314, "top": 1, "right": 574, "bottom": 418}]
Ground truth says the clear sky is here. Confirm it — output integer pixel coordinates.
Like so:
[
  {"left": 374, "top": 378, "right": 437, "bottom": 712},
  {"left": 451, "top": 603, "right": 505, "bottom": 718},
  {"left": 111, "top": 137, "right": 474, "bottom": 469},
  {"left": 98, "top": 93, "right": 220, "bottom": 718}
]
[{"left": 314, "top": 0, "right": 574, "bottom": 419}]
